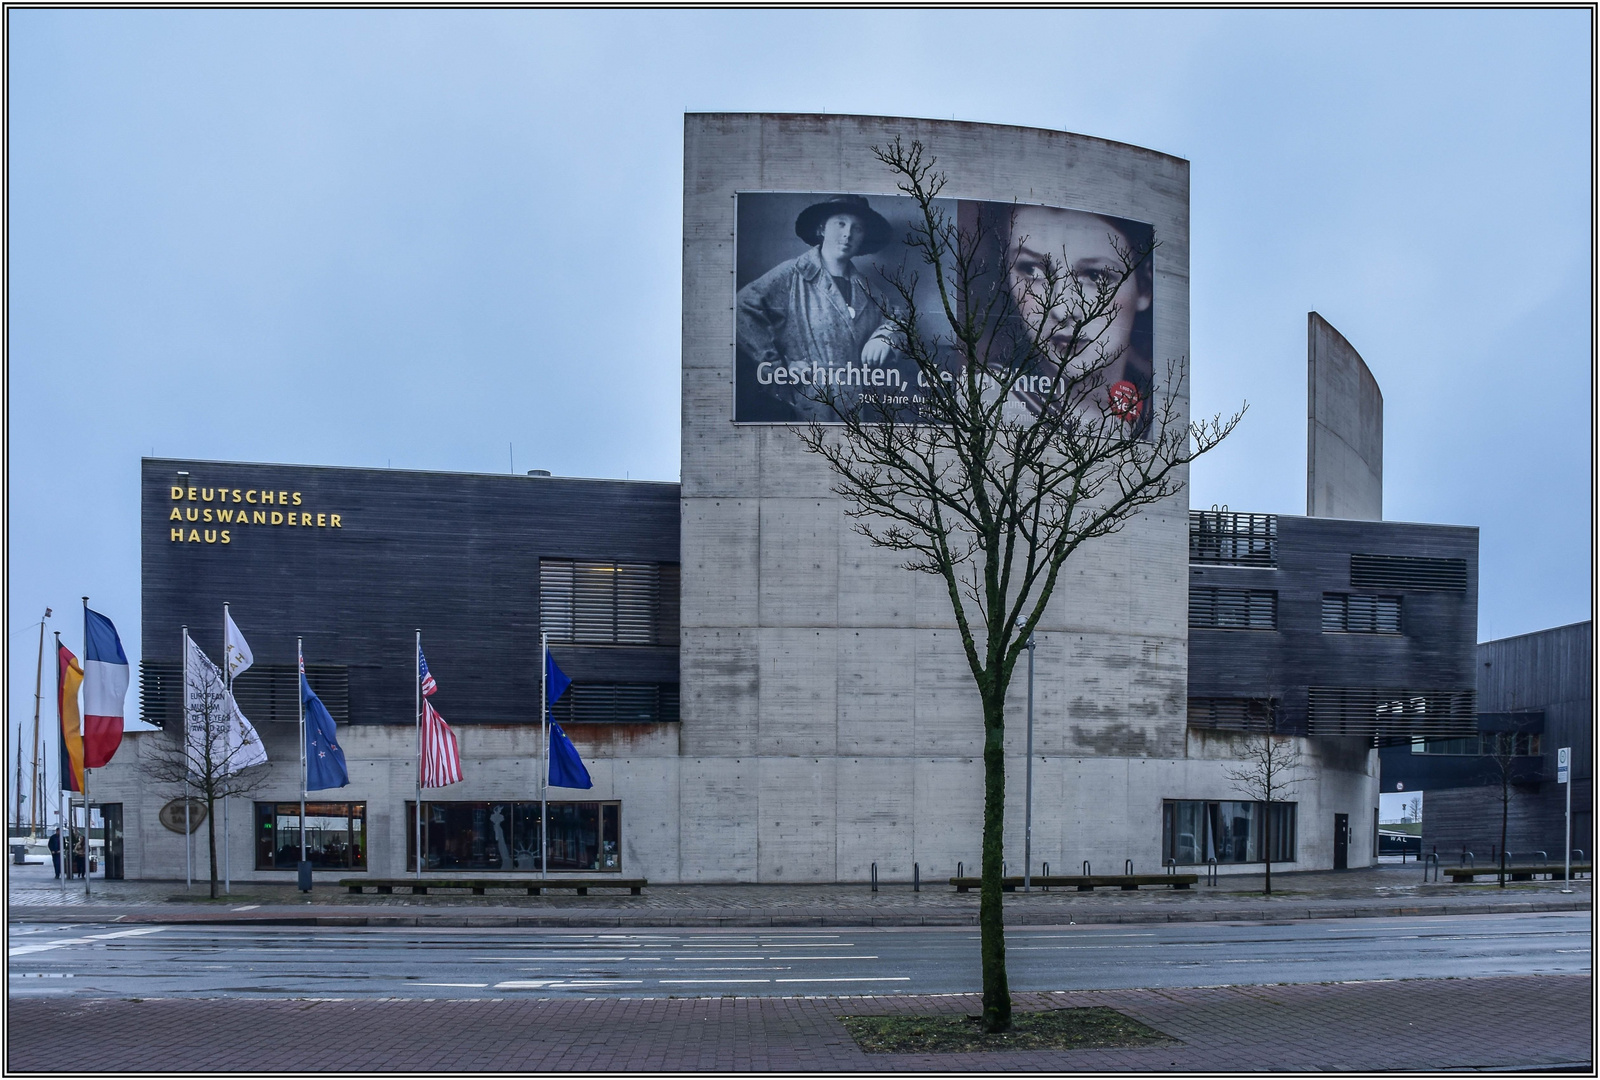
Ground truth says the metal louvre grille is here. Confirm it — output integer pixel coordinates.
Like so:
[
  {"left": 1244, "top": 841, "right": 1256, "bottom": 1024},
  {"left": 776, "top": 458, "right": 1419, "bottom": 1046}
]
[
  {"left": 1190, "top": 587, "right": 1277, "bottom": 630},
  {"left": 1189, "top": 512, "right": 1277, "bottom": 567},
  {"left": 139, "top": 661, "right": 348, "bottom": 728},
  {"left": 1350, "top": 554, "right": 1467, "bottom": 591},
  {"left": 549, "top": 683, "right": 680, "bottom": 724},
  {"left": 1187, "top": 697, "right": 1277, "bottom": 733},
  {"left": 540, "top": 560, "right": 678, "bottom": 646},
  {"left": 1306, "top": 687, "right": 1476, "bottom": 738},
  {"left": 1321, "top": 593, "right": 1402, "bottom": 634}
]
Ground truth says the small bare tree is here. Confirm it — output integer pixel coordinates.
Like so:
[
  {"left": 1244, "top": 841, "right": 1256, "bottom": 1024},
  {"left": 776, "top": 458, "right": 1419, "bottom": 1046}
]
[
  {"left": 1480, "top": 730, "right": 1522, "bottom": 888},
  {"left": 144, "top": 669, "right": 268, "bottom": 898},
  {"left": 1223, "top": 733, "right": 1305, "bottom": 895},
  {"left": 796, "top": 138, "right": 1244, "bottom": 1031}
]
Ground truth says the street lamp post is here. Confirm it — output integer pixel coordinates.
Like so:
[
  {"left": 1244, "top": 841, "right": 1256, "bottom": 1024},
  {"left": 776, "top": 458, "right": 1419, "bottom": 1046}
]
[{"left": 1024, "top": 633, "right": 1036, "bottom": 892}]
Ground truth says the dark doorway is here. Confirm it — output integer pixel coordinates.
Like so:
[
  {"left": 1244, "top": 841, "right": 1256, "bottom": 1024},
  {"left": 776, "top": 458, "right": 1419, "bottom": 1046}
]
[
  {"left": 1333, "top": 812, "right": 1349, "bottom": 870},
  {"left": 98, "top": 804, "right": 124, "bottom": 879}
]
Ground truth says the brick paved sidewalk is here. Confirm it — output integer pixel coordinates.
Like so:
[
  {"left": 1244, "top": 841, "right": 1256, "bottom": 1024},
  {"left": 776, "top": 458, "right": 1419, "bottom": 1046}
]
[
  {"left": 9, "top": 858, "right": 1590, "bottom": 928},
  {"left": 7, "top": 974, "right": 1590, "bottom": 1071}
]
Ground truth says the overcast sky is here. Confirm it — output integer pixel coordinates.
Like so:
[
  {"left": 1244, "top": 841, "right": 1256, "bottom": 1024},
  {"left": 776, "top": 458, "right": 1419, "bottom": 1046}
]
[{"left": 7, "top": 10, "right": 1591, "bottom": 778}]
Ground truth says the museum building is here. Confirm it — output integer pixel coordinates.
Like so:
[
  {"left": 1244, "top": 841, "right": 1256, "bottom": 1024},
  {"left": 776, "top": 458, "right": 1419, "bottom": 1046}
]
[{"left": 91, "top": 114, "right": 1481, "bottom": 884}]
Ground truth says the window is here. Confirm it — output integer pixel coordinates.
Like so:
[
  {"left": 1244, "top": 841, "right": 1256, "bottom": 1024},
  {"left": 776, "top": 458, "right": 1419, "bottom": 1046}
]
[
  {"left": 404, "top": 800, "right": 621, "bottom": 872},
  {"left": 1322, "top": 594, "right": 1402, "bottom": 634},
  {"left": 1187, "top": 697, "right": 1277, "bottom": 733},
  {"left": 549, "top": 682, "right": 679, "bottom": 724},
  {"left": 539, "top": 560, "right": 679, "bottom": 646},
  {"left": 1350, "top": 554, "right": 1468, "bottom": 592},
  {"left": 255, "top": 802, "right": 366, "bottom": 870},
  {"left": 1189, "top": 511, "right": 1277, "bottom": 567},
  {"left": 1162, "top": 800, "right": 1296, "bottom": 864},
  {"left": 1190, "top": 588, "right": 1277, "bottom": 630}
]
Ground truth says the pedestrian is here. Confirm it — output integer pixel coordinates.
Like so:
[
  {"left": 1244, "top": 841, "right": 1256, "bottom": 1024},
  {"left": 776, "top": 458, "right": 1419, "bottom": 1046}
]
[{"left": 48, "top": 828, "right": 61, "bottom": 878}]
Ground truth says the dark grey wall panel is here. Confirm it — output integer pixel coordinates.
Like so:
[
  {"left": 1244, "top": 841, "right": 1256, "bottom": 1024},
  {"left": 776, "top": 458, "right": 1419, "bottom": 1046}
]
[
  {"left": 142, "top": 458, "right": 680, "bottom": 726},
  {"left": 1187, "top": 514, "right": 1479, "bottom": 734}
]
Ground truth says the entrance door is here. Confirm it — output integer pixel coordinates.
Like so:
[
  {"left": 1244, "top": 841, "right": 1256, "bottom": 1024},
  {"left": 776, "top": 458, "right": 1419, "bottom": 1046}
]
[
  {"left": 98, "top": 804, "right": 124, "bottom": 880},
  {"left": 1333, "top": 812, "right": 1349, "bottom": 870}
]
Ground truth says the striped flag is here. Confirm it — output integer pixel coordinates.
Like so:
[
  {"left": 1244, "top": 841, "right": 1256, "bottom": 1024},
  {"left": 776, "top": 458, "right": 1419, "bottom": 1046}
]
[
  {"left": 419, "top": 700, "right": 463, "bottom": 788},
  {"left": 419, "top": 650, "right": 438, "bottom": 697},
  {"left": 57, "top": 641, "right": 85, "bottom": 793},
  {"left": 82, "top": 609, "right": 128, "bottom": 768}
]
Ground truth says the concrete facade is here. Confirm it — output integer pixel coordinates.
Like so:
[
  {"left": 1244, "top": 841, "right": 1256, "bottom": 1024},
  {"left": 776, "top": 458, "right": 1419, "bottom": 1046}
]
[{"left": 1306, "top": 312, "right": 1383, "bottom": 521}]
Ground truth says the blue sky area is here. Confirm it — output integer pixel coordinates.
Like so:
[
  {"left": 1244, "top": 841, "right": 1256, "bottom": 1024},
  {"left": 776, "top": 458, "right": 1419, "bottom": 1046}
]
[{"left": 7, "top": 10, "right": 1592, "bottom": 775}]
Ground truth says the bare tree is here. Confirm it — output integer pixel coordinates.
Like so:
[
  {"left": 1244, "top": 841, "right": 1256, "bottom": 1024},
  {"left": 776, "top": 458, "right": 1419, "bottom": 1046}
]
[
  {"left": 143, "top": 668, "right": 268, "bottom": 898},
  {"left": 1480, "top": 730, "right": 1523, "bottom": 888},
  {"left": 1223, "top": 733, "right": 1305, "bottom": 894},
  {"left": 796, "top": 138, "right": 1244, "bottom": 1032}
]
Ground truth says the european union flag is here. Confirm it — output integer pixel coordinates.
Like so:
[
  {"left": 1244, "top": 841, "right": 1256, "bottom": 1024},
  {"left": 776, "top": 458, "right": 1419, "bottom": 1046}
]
[
  {"left": 546, "top": 651, "right": 571, "bottom": 706},
  {"left": 303, "top": 670, "right": 350, "bottom": 791},
  {"left": 548, "top": 722, "right": 592, "bottom": 789}
]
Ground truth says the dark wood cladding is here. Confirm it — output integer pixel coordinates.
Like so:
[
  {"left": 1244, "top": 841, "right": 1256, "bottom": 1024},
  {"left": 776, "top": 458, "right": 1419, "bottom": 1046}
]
[
  {"left": 1187, "top": 515, "right": 1479, "bottom": 735},
  {"left": 142, "top": 458, "right": 680, "bottom": 726}
]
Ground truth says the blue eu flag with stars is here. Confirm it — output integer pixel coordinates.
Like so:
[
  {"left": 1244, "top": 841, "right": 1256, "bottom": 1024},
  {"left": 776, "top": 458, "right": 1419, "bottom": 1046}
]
[{"left": 303, "top": 669, "right": 350, "bottom": 791}]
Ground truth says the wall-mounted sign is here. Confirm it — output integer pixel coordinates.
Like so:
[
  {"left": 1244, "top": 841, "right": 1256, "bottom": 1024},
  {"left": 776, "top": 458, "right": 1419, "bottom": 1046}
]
[
  {"left": 165, "top": 483, "right": 348, "bottom": 545},
  {"left": 1558, "top": 746, "right": 1570, "bottom": 784},
  {"left": 158, "top": 797, "right": 208, "bottom": 833}
]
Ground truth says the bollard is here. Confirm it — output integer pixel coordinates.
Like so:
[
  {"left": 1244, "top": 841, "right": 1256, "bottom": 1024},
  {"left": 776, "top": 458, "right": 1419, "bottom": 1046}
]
[
  {"left": 1042, "top": 861, "right": 1049, "bottom": 891},
  {"left": 297, "top": 860, "right": 313, "bottom": 893},
  {"left": 913, "top": 862, "right": 920, "bottom": 892},
  {"left": 871, "top": 862, "right": 878, "bottom": 892}
]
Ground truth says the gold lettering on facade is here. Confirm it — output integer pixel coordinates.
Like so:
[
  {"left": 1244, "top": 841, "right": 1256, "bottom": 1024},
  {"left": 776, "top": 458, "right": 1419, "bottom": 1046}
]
[
  {"left": 187, "top": 487, "right": 198, "bottom": 501},
  {"left": 171, "top": 487, "right": 184, "bottom": 500},
  {"left": 292, "top": 492, "right": 302, "bottom": 506},
  {"left": 316, "top": 513, "right": 326, "bottom": 527},
  {"left": 220, "top": 530, "right": 230, "bottom": 544},
  {"left": 169, "top": 507, "right": 182, "bottom": 521},
  {"left": 271, "top": 511, "right": 283, "bottom": 525},
  {"left": 186, "top": 508, "right": 198, "bottom": 522},
  {"left": 246, "top": 490, "right": 257, "bottom": 504},
  {"left": 187, "top": 529, "right": 201, "bottom": 542},
  {"left": 286, "top": 512, "right": 296, "bottom": 526},
  {"left": 204, "top": 529, "right": 217, "bottom": 543},
  {"left": 253, "top": 511, "right": 265, "bottom": 524},
  {"left": 330, "top": 514, "right": 341, "bottom": 528},
  {"left": 170, "top": 528, "right": 183, "bottom": 542},
  {"left": 201, "top": 488, "right": 214, "bottom": 502}
]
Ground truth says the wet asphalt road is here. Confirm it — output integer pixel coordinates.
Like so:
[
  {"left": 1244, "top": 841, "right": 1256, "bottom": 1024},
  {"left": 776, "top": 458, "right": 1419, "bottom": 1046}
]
[{"left": 8, "top": 911, "right": 1589, "bottom": 999}]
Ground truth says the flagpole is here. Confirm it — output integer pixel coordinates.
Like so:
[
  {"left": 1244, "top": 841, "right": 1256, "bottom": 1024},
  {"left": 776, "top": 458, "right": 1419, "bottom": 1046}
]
[
  {"left": 298, "top": 638, "right": 306, "bottom": 866},
  {"left": 415, "top": 629, "right": 422, "bottom": 881},
  {"left": 54, "top": 632, "right": 67, "bottom": 890},
  {"left": 541, "top": 632, "right": 549, "bottom": 881},
  {"left": 82, "top": 597, "right": 91, "bottom": 898},
  {"left": 182, "top": 625, "right": 192, "bottom": 889},
  {"left": 30, "top": 610, "right": 50, "bottom": 835},
  {"left": 222, "top": 603, "right": 231, "bottom": 896}
]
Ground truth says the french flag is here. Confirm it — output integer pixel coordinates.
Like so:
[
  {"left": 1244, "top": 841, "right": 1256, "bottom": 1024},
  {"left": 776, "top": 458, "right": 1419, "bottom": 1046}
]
[{"left": 82, "top": 608, "right": 128, "bottom": 768}]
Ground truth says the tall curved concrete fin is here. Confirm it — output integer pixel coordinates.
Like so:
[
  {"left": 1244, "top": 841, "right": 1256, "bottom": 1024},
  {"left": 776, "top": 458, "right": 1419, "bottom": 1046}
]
[{"left": 1306, "top": 311, "right": 1383, "bottom": 520}]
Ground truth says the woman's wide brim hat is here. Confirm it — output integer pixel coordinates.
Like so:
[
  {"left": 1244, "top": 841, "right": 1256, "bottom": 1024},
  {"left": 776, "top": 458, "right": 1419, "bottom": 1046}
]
[{"left": 794, "top": 195, "right": 893, "bottom": 255}]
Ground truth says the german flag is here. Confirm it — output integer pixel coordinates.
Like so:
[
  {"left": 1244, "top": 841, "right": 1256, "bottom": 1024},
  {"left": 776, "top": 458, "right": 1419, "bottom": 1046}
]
[{"left": 57, "top": 639, "right": 84, "bottom": 793}]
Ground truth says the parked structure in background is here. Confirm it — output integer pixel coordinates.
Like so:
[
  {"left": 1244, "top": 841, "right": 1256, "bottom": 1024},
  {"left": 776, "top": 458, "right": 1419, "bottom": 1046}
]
[
  {"left": 1381, "top": 621, "right": 1592, "bottom": 861},
  {"left": 91, "top": 114, "right": 1484, "bottom": 885}
]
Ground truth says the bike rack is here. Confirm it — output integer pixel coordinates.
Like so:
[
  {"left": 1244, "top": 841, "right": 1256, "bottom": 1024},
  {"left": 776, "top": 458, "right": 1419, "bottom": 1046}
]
[
  {"left": 1125, "top": 858, "right": 1134, "bottom": 876},
  {"left": 1041, "top": 862, "right": 1049, "bottom": 891},
  {"left": 871, "top": 862, "right": 878, "bottom": 892},
  {"left": 1421, "top": 852, "right": 1439, "bottom": 883},
  {"left": 1206, "top": 858, "right": 1218, "bottom": 886},
  {"left": 913, "top": 862, "right": 920, "bottom": 893},
  {"left": 1462, "top": 851, "right": 1474, "bottom": 869},
  {"left": 1165, "top": 858, "right": 1176, "bottom": 875},
  {"left": 1082, "top": 860, "right": 1091, "bottom": 876}
]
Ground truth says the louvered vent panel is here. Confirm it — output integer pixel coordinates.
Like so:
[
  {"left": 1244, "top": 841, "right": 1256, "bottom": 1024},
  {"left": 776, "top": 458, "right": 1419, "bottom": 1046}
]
[
  {"left": 1189, "top": 587, "right": 1277, "bottom": 630},
  {"left": 549, "top": 683, "right": 679, "bottom": 724},
  {"left": 1306, "top": 687, "right": 1476, "bottom": 738},
  {"left": 1186, "top": 697, "right": 1277, "bottom": 733},
  {"left": 540, "top": 559, "right": 678, "bottom": 646},
  {"left": 1350, "top": 554, "right": 1467, "bottom": 591}
]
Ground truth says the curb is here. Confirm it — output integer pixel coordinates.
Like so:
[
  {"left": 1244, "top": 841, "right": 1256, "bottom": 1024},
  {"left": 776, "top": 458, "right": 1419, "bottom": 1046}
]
[{"left": 10, "top": 897, "right": 1588, "bottom": 929}]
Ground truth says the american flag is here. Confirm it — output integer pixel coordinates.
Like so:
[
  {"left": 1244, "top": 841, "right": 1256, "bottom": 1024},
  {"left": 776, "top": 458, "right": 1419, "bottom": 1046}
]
[
  {"left": 419, "top": 699, "right": 463, "bottom": 788},
  {"left": 419, "top": 650, "right": 438, "bottom": 697}
]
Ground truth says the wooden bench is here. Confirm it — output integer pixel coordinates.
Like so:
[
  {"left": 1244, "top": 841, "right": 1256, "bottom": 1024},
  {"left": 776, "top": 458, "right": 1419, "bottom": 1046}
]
[
  {"left": 1443, "top": 865, "right": 1589, "bottom": 883},
  {"left": 339, "top": 877, "right": 647, "bottom": 896},
  {"left": 949, "top": 874, "right": 1198, "bottom": 893}
]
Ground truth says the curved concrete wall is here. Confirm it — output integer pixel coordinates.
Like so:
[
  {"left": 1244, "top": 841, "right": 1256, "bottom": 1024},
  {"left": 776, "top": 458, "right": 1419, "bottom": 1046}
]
[{"left": 1306, "top": 312, "right": 1383, "bottom": 521}]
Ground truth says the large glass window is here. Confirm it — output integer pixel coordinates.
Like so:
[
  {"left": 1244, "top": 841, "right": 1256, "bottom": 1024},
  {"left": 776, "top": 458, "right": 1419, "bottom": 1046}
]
[
  {"left": 405, "top": 800, "right": 621, "bottom": 872},
  {"left": 1411, "top": 733, "right": 1541, "bottom": 756},
  {"left": 255, "top": 802, "right": 366, "bottom": 870},
  {"left": 1162, "top": 799, "right": 1295, "bottom": 864}
]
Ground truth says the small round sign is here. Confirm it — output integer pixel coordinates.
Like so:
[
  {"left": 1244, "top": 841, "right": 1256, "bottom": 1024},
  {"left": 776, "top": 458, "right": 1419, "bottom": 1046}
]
[{"left": 1395, "top": 781, "right": 1404, "bottom": 791}]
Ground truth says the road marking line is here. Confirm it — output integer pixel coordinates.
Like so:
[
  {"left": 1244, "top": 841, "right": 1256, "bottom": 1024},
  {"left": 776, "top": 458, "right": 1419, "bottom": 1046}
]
[
  {"left": 774, "top": 977, "right": 911, "bottom": 983},
  {"left": 8, "top": 927, "right": 164, "bottom": 957},
  {"left": 415, "top": 982, "right": 489, "bottom": 988},
  {"left": 231, "top": 905, "right": 260, "bottom": 912},
  {"left": 495, "top": 979, "right": 644, "bottom": 989},
  {"left": 658, "top": 979, "right": 770, "bottom": 984}
]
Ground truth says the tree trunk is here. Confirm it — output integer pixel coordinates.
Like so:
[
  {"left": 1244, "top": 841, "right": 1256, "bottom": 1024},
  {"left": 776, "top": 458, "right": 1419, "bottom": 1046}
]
[
  {"left": 1498, "top": 777, "right": 1509, "bottom": 888},
  {"left": 206, "top": 792, "right": 219, "bottom": 900},
  {"left": 1263, "top": 799, "right": 1272, "bottom": 895},
  {"left": 979, "top": 695, "right": 1011, "bottom": 1033}
]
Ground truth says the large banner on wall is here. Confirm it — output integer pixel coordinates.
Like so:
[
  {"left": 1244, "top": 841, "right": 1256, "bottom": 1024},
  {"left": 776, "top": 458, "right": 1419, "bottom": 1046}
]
[{"left": 734, "top": 191, "right": 1154, "bottom": 432}]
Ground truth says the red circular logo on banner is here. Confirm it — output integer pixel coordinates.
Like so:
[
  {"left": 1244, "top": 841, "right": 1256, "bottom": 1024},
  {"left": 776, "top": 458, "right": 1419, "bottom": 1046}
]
[{"left": 1108, "top": 380, "right": 1142, "bottom": 422}]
